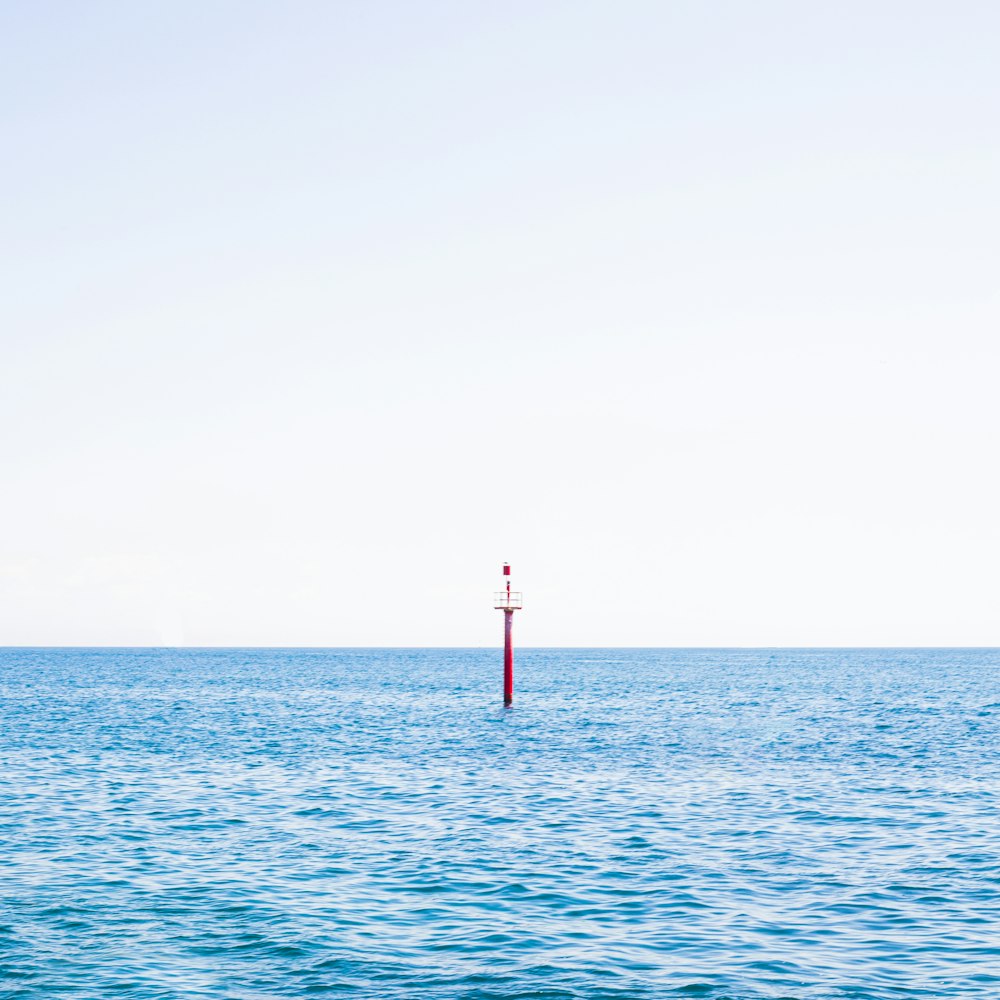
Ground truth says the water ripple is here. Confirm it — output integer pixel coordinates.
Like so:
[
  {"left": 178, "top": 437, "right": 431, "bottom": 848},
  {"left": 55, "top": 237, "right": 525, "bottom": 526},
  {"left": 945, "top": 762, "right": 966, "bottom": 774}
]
[{"left": 0, "top": 647, "right": 998, "bottom": 998}]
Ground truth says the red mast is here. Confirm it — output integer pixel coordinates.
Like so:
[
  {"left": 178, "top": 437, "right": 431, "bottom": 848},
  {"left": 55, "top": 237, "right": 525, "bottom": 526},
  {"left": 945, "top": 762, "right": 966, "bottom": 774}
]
[{"left": 494, "top": 563, "right": 522, "bottom": 705}]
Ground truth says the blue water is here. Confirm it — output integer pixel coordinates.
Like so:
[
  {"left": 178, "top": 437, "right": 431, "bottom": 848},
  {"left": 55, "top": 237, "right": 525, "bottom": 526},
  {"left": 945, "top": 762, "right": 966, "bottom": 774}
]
[{"left": 0, "top": 648, "right": 998, "bottom": 1000}]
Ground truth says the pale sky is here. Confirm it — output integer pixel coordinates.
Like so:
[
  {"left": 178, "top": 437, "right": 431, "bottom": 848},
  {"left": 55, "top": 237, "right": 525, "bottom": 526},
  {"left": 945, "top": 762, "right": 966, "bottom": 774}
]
[{"left": 2, "top": 1, "right": 999, "bottom": 646}]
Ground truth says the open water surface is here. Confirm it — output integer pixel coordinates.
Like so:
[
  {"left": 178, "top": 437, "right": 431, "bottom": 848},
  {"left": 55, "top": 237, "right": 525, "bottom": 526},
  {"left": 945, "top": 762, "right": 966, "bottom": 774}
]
[{"left": 0, "top": 647, "right": 998, "bottom": 999}]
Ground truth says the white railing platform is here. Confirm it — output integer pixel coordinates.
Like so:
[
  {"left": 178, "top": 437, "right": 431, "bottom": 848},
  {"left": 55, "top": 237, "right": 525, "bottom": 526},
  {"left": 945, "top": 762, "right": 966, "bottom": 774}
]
[{"left": 494, "top": 591, "right": 523, "bottom": 609}]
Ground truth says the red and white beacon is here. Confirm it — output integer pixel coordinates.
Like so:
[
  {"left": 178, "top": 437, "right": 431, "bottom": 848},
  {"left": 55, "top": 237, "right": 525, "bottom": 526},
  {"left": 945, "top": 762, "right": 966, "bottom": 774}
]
[{"left": 494, "top": 562, "right": 523, "bottom": 705}]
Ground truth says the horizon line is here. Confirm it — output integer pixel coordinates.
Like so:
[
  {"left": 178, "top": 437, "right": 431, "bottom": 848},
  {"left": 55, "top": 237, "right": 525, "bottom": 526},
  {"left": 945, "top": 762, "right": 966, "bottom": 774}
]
[{"left": 1, "top": 645, "right": 999, "bottom": 651}]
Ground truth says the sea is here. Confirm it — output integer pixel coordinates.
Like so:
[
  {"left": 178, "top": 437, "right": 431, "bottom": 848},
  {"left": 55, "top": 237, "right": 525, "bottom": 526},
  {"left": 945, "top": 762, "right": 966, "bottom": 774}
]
[{"left": 0, "top": 647, "right": 997, "bottom": 1000}]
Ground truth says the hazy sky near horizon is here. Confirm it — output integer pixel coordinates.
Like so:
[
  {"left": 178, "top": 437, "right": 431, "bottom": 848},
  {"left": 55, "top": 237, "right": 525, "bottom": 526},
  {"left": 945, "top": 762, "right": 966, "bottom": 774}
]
[{"left": 2, "top": 1, "right": 999, "bottom": 646}]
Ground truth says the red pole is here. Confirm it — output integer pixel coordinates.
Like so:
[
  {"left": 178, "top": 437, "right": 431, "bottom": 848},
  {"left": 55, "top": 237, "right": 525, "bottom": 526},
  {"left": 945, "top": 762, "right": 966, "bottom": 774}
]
[{"left": 504, "top": 608, "right": 514, "bottom": 705}]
